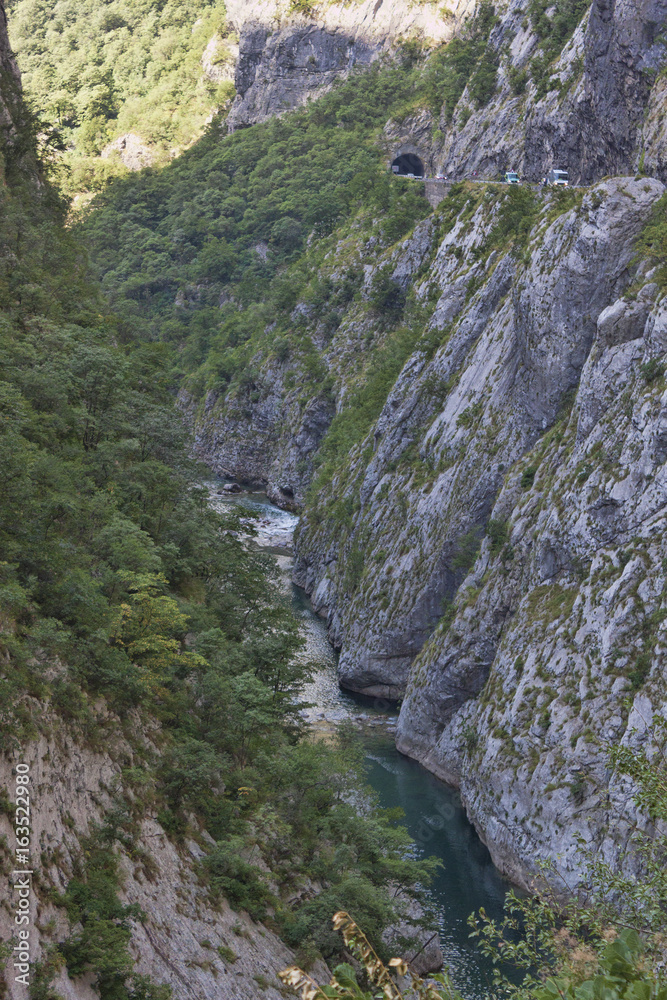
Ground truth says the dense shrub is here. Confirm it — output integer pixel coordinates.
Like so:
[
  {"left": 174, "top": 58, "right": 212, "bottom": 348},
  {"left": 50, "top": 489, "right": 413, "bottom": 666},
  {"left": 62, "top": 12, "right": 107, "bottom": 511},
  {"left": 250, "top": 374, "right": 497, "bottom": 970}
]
[{"left": 204, "top": 838, "right": 271, "bottom": 918}]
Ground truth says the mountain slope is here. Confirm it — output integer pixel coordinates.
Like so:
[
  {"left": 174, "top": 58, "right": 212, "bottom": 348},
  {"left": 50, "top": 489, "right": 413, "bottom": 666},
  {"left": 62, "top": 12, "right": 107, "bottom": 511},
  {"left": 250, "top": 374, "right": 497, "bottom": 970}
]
[{"left": 6, "top": 0, "right": 236, "bottom": 195}]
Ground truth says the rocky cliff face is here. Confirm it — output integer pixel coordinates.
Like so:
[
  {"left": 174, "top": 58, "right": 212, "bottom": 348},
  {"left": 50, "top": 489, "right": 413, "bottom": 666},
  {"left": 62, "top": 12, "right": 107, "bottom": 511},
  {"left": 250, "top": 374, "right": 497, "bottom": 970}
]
[
  {"left": 186, "top": 366, "right": 334, "bottom": 508},
  {"left": 195, "top": 170, "right": 667, "bottom": 893},
  {"left": 292, "top": 174, "right": 667, "bottom": 891},
  {"left": 0, "top": 716, "right": 325, "bottom": 1000},
  {"left": 433, "top": 0, "right": 667, "bottom": 184},
  {"left": 225, "top": 0, "right": 475, "bottom": 130}
]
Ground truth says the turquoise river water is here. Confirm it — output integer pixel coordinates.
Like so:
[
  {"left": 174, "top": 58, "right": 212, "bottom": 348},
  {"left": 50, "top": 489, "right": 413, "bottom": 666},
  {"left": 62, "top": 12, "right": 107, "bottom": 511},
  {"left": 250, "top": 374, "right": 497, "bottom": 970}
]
[{"left": 210, "top": 484, "right": 512, "bottom": 997}]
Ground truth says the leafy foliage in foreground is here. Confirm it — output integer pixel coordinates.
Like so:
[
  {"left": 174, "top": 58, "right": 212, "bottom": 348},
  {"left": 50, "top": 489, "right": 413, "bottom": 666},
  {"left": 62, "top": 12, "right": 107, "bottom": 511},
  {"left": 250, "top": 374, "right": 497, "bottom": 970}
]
[
  {"left": 281, "top": 910, "right": 460, "bottom": 999},
  {"left": 0, "top": 65, "right": 437, "bottom": 997}
]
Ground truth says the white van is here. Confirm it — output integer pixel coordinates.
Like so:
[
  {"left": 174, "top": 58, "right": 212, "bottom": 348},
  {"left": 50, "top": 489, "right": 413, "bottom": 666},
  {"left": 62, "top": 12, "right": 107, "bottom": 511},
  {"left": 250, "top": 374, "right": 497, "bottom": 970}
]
[{"left": 547, "top": 169, "right": 569, "bottom": 187}]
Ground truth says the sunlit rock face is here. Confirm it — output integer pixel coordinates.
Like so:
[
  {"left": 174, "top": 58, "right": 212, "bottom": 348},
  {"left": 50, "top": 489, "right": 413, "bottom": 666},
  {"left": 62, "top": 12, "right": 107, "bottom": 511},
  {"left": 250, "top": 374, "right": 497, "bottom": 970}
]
[{"left": 224, "top": 0, "right": 475, "bottom": 131}]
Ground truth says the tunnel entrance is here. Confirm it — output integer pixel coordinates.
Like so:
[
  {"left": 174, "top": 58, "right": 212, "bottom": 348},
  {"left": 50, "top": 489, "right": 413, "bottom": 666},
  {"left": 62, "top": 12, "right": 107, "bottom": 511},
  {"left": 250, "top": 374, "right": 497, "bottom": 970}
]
[{"left": 391, "top": 153, "right": 424, "bottom": 177}]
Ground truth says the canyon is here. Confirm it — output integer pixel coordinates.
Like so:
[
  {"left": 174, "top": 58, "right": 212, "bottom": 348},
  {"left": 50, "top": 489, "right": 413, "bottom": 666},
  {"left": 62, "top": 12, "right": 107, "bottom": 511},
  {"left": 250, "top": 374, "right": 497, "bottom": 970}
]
[
  {"left": 190, "top": 0, "right": 667, "bottom": 893},
  {"left": 2, "top": 0, "right": 667, "bottom": 996}
]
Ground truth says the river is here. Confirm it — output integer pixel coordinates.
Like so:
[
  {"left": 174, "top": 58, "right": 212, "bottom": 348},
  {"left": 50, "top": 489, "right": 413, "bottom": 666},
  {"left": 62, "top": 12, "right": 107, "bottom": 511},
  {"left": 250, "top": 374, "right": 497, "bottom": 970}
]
[{"left": 210, "top": 483, "right": 511, "bottom": 998}]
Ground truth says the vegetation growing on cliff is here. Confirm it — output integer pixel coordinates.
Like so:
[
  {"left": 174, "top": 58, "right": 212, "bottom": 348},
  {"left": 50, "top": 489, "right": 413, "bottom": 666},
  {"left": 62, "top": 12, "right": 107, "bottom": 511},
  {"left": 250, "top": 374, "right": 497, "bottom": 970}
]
[
  {"left": 5, "top": 6, "right": 666, "bottom": 996},
  {"left": 635, "top": 191, "right": 667, "bottom": 287},
  {"left": 423, "top": 0, "right": 499, "bottom": 118}
]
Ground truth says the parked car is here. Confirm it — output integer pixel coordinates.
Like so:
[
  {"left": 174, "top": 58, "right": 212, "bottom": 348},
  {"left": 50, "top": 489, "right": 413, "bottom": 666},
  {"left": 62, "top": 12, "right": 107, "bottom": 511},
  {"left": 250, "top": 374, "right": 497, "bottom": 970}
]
[
  {"left": 504, "top": 171, "right": 520, "bottom": 184},
  {"left": 546, "top": 169, "right": 569, "bottom": 187}
]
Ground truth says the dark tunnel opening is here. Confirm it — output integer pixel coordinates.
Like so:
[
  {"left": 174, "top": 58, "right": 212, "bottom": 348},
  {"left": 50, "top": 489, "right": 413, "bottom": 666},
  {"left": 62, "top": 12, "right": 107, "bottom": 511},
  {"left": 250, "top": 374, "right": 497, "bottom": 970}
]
[{"left": 391, "top": 153, "right": 424, "bottom": 177}]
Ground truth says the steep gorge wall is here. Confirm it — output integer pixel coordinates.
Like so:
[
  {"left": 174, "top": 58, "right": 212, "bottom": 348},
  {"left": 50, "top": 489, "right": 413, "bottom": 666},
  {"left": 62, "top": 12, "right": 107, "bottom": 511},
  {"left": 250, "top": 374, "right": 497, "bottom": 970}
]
[
  {"left": 225, "top": 0, "right": 474, "bottom": 130},
  {"left": 179, "top": 0, "right": 667, "bottom": 894},
  {"left": 1, "top": 715, "right": 320, "bottom": 1000},
  {"left": 197, "top": 169, "right": 667, "bottom": 893},
  {"left": 291, "top": 175, "right": 667, "bottom": 890}
]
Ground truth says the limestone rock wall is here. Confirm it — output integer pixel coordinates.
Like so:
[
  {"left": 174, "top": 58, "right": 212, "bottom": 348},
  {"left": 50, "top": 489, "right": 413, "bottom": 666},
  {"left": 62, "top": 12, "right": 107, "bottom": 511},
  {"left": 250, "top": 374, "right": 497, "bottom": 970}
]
[
  {"left": 0, "top": 717, "right": 324, "bottom": 1000},
  {"left": 287, "top": 176, "right": 667, "bottom": 893},
  {"left": 395, "top": 272, "right": 667, "bottom": 886},
  {"left": 224, "top": 0, "right": 475, "bottom": 130}
]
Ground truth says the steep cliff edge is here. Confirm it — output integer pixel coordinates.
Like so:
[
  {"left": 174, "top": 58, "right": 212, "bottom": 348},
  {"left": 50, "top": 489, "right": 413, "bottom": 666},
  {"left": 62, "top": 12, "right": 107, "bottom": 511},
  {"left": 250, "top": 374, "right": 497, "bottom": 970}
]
[{"left": 225, "top": 0, "right": 474, "bottom": 130}]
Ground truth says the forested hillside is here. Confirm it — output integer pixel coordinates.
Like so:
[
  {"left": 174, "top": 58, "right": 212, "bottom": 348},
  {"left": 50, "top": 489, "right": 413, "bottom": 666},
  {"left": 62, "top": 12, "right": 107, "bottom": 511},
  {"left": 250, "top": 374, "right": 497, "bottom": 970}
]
[
  {"left": 6, "top": 0, "right": 234, "bottom": 195},
  {"left": 81, "top": 54, "right": 432, "bottom": 357}
]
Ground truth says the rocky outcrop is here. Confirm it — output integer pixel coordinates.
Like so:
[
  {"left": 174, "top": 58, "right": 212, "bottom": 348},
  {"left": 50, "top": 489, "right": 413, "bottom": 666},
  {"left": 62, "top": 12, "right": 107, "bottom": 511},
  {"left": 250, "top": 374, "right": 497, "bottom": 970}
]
[
  {"left": 0, "top": 716, "right": 325, "bottom": 1000},
  {"left": 202, "top": 35, "right": 238, "bottom": 84},
  {"left": 185, "top": 373, "right": 334, "bottom": 507},
  {"left": 225, "top": 0, "right": 475, "bottom": 130},
  {"left": 101, "top": 133, "right": 156, "bottom": 170},
  {"left": 227, "top": 21, "right": 378, "bottom": 131},
  {"left": 522, "top": 0, "right": 667, "bottom": 183}
]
